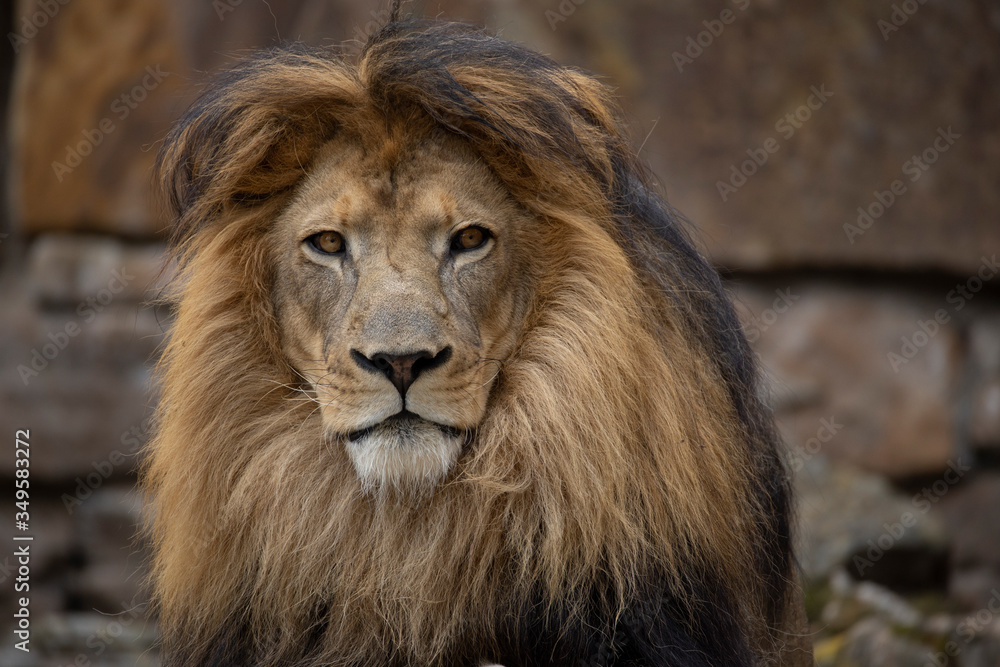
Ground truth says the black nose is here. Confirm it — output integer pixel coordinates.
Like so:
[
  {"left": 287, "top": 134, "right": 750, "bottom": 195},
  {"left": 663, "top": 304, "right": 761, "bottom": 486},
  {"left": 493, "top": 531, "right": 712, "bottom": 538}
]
[{"left": 350, "top": 346, "right": 452, "bottom": 396}]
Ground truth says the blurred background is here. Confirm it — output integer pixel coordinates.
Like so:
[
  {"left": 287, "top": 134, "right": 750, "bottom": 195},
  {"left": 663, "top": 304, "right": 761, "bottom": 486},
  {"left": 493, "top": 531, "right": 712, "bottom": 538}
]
[{"left": 0, "top": 1, "right": 998, "bottom": 665}]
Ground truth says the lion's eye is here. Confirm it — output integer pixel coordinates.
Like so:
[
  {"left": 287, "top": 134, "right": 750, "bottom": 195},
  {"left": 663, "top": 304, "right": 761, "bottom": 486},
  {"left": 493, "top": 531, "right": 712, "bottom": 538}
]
[
  {"left": 451, "top": 226, "right": 491, "bottom": 252},
  {"left": 307, "top": 231, "right": 345, "bottom": 255}
]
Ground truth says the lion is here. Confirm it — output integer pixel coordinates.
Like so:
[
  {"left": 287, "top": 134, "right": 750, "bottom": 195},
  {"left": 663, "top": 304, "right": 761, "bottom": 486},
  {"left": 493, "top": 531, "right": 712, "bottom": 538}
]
[{"left": 144, "top": 15, "right": 812, "bottom": 667}]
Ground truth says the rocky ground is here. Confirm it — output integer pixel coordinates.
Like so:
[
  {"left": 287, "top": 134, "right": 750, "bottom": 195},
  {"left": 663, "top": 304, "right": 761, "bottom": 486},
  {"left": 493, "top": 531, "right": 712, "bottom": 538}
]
[{"left": 798, "top": 461, "right": 1000, "bottom": 667}]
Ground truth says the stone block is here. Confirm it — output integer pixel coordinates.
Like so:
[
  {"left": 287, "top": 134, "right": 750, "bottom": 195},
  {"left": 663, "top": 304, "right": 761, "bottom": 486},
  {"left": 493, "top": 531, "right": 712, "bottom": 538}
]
[
  {"left": 27, "top": 235, "right": 168, "bottom": 306},
  {"left": 0, "top": 275, "right": 162, "bottom": 481},
  {"left": 969, "top": 314, "right": 1000, "bottom": 449},
  {"left": 8, "top": 1, "right": 1000, "bottom": 270},
  {"left": 940, "top": 473, "right": 1000, "bottom": 610},
  {"left": 71, "top": 487, "right": 149, "bottom": 611},
  {"left": 736, "top": 281, "right": 960, "bottom": 478},
  {"left": 794, "top": 456, "right": 947, "bottom": 585}
]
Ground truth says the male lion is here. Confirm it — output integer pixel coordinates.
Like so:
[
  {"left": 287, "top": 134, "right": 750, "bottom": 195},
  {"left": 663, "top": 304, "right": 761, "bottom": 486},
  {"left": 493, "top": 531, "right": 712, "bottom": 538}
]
[{"left": 145, "top": 15, "right": 812, "bottom": 667}]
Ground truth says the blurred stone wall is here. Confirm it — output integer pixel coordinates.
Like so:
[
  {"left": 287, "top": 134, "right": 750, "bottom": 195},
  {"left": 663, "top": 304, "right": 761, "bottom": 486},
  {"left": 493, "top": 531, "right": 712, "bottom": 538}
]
[{"left": 1, "top": 1, "right": 998, "bottom": 665}]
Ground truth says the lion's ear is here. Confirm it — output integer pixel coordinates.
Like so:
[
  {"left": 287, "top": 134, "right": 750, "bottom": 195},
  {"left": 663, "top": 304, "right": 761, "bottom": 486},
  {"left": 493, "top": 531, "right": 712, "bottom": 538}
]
[{"left": 156, "top": 49, "right": 354, "bottom": 242}]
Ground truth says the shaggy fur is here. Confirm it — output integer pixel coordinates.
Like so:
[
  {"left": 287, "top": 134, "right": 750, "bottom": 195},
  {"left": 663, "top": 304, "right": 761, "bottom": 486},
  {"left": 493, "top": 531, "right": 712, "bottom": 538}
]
[{"left": 145, "top": 17, "right": 812, "bottom": 667}]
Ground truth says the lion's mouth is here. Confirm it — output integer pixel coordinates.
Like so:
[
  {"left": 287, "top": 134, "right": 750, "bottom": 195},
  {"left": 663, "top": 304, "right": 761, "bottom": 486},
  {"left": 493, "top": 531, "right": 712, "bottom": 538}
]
[{"left": 347, "top": 410, "right": 463, "bottom": 443}]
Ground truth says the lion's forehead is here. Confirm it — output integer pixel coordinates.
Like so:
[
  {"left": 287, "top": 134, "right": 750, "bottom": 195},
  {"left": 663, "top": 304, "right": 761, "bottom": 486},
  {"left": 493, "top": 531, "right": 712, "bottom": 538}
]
[{"left": 285, "top": 130, "right": 513, "bottom": 239}]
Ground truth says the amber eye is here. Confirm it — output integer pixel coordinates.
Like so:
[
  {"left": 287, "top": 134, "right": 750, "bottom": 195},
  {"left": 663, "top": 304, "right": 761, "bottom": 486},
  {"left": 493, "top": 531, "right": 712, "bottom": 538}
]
[
  {"left": 451, "top": 226, "right": 491, "bottom": 252},
  {"left": 308, "top": 231, "right": 345, "bottom": 255}
]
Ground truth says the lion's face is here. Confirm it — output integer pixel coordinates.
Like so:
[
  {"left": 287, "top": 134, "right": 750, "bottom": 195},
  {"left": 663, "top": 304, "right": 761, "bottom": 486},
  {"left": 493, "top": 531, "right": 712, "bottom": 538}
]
[{"left": 271, "top": 129, "right": 533, "bottom": 491}]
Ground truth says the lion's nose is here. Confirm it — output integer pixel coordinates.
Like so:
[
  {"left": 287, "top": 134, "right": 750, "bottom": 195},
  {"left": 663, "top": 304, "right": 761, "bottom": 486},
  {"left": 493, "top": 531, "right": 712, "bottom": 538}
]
[{"left": 350, "top": 346, "right": 452, "bottom": 396}]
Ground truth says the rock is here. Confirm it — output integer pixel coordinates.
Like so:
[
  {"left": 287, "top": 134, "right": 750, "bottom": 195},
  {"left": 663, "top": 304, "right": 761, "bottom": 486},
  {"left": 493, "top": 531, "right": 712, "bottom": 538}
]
[
  {"left": 614, "top": 2, "right": 1000, "bottom": 274},
  {"left": 9, "top": 0, "right": 186, "bottom": 236},
  {"left": 820, "top": 572, "right": 922, "bottom": 630},
  {"left": 27, "top": 235, "right": 168, "bottom": 306},
  {"left": 852, "top": 582, "right": 921, "bottom": 629},
  {"left": 969, "top": 314, "right": 1000, "bottom": 373},
  {"left": 970, "top": 380, "right": 1000, "bottom": 450},
  {"left": 969, "top": 315, "right": 1000, "bottom": 449},
  {"left": 0, "top": 500, "right": 76, "bottom": 619},
  {"left": 950, "top": 568, "right": 1000, "bottom": 614},
  {"left": 0, "top": 361, "right": 155, "bottom": 482},
  {"left": 838, "top": 616, "right": 934, "bottom": 666},
  {"left": 13, "top": 611, "right": 158, "bottom": 667},
  {"left": 940, "top": 473, "right": 1000, "bottom": 609},
  {"left": 963, "top": 616, "right": 1000, "bottom": 667},
  {"left": 794, "top": 456, "right": 948, "bottom": 586},
  {"left": 0, "top": 500, "right": 75, "bottom": 577},
  {"left": 72, "top": 487, "right": 149, "bottom": 611},
  {"left": 922, "top": 613, "right": 955, "bottom": 637},
  {"left": 0, "top": 283, "right": 161, "bottom": 480},
  {"left": 0, "top": 488, "right": 152, "bottom": 666},
  {"left": 735, "top": 281, "right": 960, "bottom": 478},
  {"left": 8, "top": 0, "right": 375, "bottom": 237}
]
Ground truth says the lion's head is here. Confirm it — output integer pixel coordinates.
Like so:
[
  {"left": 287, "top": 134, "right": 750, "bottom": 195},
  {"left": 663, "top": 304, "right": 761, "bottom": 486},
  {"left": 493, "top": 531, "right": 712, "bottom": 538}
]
[{"left": 145, "top": 19, "right": 807, "bottom": 667}]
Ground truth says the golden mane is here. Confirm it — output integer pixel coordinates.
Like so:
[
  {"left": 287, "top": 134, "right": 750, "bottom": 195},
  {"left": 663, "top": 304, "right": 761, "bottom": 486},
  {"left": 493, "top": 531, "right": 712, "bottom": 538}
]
[{"left": 145, "top": 20, "right": 803, "bottom": 667}]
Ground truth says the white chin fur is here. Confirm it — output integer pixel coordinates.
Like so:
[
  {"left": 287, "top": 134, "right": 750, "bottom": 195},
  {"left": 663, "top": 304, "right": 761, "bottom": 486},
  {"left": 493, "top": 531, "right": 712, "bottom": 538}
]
[{"left": 344, "top": 418, "right": 462, "bottom": 494}]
